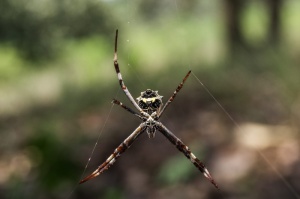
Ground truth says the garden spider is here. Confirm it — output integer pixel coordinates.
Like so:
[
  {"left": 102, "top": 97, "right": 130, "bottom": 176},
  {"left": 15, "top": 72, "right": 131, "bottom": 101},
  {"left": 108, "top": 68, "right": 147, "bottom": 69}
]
[{"left": 80, "top": 30, "right": 219, "bottom": 189}]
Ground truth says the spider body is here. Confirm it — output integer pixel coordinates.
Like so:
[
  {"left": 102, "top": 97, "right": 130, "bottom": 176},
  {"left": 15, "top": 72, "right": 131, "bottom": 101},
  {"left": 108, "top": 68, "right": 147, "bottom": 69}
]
[
  {"left": 144, "top": 116, "right": 158, "bottom": 138},
  {"left": 137, "top": 89, "right": 163, "bottom": 114},
  {"left": 136, "top": 89, "right": 163, "bottom": 138},
  {"left": 80, "top": 30, "right": 219, "bottom": 189}
]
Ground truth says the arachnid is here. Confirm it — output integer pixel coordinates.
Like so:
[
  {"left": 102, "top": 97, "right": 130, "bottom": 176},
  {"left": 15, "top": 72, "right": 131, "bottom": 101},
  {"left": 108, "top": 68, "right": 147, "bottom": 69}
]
[{"left": 80, "top": 30, "right": 219, "bottom": 189}]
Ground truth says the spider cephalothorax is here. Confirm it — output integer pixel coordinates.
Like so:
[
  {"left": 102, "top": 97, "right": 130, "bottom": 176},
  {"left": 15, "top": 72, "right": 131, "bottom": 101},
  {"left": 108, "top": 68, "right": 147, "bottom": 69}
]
[
  {"left": 80, "top": 30, "right": 219, "bottom": 190},
  {"left": 136, "top": 89, "right": 163, "bottom": 114}
]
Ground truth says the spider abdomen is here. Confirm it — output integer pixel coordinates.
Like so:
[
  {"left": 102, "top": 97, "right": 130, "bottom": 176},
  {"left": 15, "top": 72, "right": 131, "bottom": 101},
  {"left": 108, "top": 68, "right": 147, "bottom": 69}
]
[{"left": 136, "top": 89, "right": 163, "bottom": 114}]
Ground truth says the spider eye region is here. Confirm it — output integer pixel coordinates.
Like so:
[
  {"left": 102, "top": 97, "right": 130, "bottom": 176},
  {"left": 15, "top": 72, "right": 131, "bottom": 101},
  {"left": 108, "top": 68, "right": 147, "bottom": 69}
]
[{"left": 136, "top": 89, "right": 163, "bottom": 111}]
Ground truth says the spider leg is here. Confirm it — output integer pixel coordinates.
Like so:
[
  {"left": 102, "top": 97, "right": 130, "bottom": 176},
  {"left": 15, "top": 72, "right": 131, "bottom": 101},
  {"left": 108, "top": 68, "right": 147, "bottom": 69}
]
[
  {"left": 114, "top": 30, "right": 144, "bottom": 113},
  {"left": 80, "top": 123, "right": 146, "bottom": 184},
  {"left": 158, "top": 70, "right": 191, "bottom": 118},
  {"left": 156, "top": 122, "right": 219, "bottom": 189},
  {"left": 112, "top": 99, "right": 144, "bottom": 120}
]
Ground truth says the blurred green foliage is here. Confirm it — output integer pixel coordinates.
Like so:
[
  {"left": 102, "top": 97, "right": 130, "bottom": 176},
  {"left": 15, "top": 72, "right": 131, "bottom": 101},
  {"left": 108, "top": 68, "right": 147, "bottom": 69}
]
[{"left": 0, "top": 0, "right": 115, "bottom": 61}]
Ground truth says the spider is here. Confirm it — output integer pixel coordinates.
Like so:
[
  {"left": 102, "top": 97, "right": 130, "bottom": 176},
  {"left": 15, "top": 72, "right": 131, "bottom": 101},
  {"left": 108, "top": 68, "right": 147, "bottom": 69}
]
[{"left": 80, "top": 30, "right": 219, "bottom": 189}]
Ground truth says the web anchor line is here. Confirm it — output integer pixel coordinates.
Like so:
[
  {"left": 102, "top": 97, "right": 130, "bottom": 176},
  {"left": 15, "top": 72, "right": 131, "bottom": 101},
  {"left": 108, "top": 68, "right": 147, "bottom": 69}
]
[
  {"left": 65, "top": 89, "right": 119, "bottom": 199},
  {"left": 191, "top": 71, "right": 300, "bottom": 199}
]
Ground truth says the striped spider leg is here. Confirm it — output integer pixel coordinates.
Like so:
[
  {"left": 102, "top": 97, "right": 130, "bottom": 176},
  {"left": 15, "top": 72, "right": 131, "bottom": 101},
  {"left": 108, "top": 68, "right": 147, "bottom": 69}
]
[
  {"left": 80, "top": 30, "right": 219, "bottom": 189},
  {"left": 158, "top": 70, "right": 191, "bottom": 118},
  {"left": 113, "top": 29, "right": 145, "bottom": 114},
  {"left": 112, "top": 99, "right": 144, "bottom": 120},
  {"left": 80, "top": 123, "right": 146, "bottom": 184},
  {"left": 156, "top": 122, "right": 219, "bottom": 189}
]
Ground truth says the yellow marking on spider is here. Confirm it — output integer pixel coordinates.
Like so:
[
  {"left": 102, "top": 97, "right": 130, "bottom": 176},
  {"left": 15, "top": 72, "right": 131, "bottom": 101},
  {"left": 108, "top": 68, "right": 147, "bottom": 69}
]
[{"left": 142, "top": 97, "right": 156, "bottom": 103}]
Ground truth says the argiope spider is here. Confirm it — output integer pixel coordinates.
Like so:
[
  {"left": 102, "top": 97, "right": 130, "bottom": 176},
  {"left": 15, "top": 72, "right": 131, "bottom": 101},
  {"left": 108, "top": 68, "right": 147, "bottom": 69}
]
[{"left": 80, "top": 30, "right": 219, "bottom": 189}]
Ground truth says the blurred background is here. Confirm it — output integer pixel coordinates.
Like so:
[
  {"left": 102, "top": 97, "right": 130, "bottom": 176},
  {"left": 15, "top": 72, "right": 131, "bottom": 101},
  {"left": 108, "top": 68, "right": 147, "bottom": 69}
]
[{"left": 0, "top": 0, "right": 299, "bottom": 198}]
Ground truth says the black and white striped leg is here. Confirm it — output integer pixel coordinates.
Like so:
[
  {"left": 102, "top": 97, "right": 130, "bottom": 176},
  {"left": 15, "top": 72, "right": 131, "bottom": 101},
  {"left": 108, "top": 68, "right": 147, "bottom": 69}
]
[
  {"left": 80, "top": 123, "right": 146, "bottom": 184},
  {"left": 113, "top": 30, "right": 143, "bottom": 112},
  {"left": 112, "top": 99, "right": 144, "bottom": 120},
  {"left": 157, "top": 122, "right": 219, "bottom": 189},
  {"left": 158, "top": 70, "right": 191, "bottom": 118}
]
